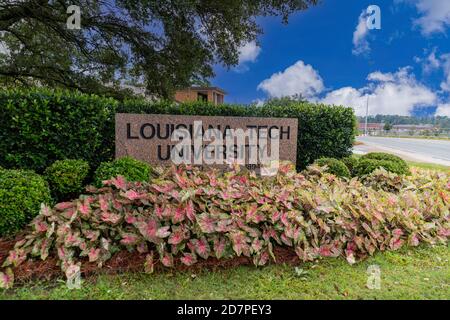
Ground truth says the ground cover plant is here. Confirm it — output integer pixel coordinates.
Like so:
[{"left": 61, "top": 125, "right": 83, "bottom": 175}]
[{"left": 0, "top": 163, "right": 448, "bottom": 289}]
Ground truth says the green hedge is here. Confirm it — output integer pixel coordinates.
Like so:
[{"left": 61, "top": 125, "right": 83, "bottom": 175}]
[
  {"left": 0, "top": 88, "right": 357, "bottom": 172},
  {"left": 44, "top": 159, "right": 90, "bottom": 201},
  {"left": 0, "top": 169, "right": 51, "bottom": 236},
  {"left": 0, "top": 88, "right": 117, "bottom": 172}
]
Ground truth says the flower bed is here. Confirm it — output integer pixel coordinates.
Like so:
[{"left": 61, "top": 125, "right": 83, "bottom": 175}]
[{"left": 1, "top": 163, "right": 448, "bottom": 288}]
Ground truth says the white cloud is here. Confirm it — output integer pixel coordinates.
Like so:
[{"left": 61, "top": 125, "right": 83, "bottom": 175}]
[
  {"left": 238, "top": 41, "right": 261, "bottom": 64},
  {"left": 387, "top": 30, "right": 404, "bottom": 44},
  {"left": 367, "top": 71, "right": 395, "bottom": 82},
  {"left": 321, "top": 67, "right": 437, "bottom": 116},
  {"left": 399, "top": 0, "right": 450, "bottom": 35},
  {"left": 233, "top": 41, "right": 261, "bottom": 73},
  {"left": 422, "top": 48, "right": 441, "bottom": 74},
  {"left": 439, "top": 53, "right": 450, "bottom": 92},
  {"left": 321, "top": 87, "right": 368, "bottom": 114},
  {"left": 352, "top": 11, "right": 370, "bottom": 56},
  {"left": 257, "top": 60, "right": 445, "bottom": 117},
  {"left": 257, "top": 60, "right": 324, "bottom": 99},
  {"left": 414, "top": 49, "right": 450, "bottom": 92},
  {"left": 435, "top": 103, "right": 450, "bottom": 116}
]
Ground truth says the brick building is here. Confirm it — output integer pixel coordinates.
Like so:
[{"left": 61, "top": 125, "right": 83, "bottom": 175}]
[
  {"left": 358, "top": 122, "right": 437, "bottom": 135},
  {"left": 174, "top": 86, "right": 226, "bottom": 105}
]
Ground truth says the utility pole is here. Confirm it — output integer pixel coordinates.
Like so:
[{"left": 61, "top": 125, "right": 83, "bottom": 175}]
[{"left": 364, "top": 95, "right": 369, "bottom": 136}]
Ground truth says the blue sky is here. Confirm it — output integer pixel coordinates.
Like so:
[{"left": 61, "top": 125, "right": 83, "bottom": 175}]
[{"left": 212, "top": 0, "right": 450, "bottom": 117}]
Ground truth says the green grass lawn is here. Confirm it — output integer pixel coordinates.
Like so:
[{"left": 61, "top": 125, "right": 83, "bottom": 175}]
[
  {"left": 1, "top": 244, "right": 448, "bottom": 300},
  {"left": 407, "top": 161, "right": 449, "bottom": 172}
]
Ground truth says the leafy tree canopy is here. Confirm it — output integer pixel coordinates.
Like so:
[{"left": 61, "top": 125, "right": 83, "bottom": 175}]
[
  {"left": 383, "top": 122, "right": 392, "bottom": 131},
  {"left": 358, "top": 115, "right": 450, "bottom": 129},
  {"left": 259, "top": 94, "right": 308, "bottom": 107},
  {"left": 0, "top": 0, "right": 317, "bottom": 99}
]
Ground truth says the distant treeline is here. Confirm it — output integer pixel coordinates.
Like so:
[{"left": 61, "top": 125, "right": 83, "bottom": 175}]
[{"left": 357, "top": 115, "right": 450, "bottom": 129}]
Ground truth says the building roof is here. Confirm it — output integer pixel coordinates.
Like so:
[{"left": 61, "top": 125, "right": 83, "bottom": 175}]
[
  {"left": 358, "top": 123, "right": 384, "bottom": 129},
  {"left": 358, "top": 123, "right": 437, "bottom": 130},
  {"left": 183, "top": 86, "right": 227, "bottom": 95},
  {"left": 392, "top": 124, "right": 435, "bottom": 129}
]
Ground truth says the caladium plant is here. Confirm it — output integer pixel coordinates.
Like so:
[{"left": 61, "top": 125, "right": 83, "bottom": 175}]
[
  {"left": 0, "top": 163, "right": 448, "bottom": 289},
  {"left": 0, "top": 268, "right": 15, "bottom": 289}
]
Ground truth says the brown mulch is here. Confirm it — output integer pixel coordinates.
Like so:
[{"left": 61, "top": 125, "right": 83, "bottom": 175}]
[{"left": 0, "top": 237, "right": 300, "bottom": 284}]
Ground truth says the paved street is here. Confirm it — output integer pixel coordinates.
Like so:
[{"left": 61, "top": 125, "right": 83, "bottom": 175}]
[{"left": 354, "top": 136, "right": 450, "bottom": 166}]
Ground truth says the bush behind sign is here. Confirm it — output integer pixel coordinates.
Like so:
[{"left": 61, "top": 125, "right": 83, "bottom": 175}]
[{"left": 0, "top": 88, "right": 357, "bottom": 172}]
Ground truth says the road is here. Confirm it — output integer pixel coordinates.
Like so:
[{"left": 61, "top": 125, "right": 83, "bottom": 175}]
[{"left": 354, "top": 136, "right": 450, "bottom": 166}]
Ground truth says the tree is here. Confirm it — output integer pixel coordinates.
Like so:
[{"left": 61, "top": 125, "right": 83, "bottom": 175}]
[
  {"left": 259, "top": 94, "right": 308, "bottom": 107},
  {"left": 0, "top": 0, "right": 318, "bottom": 99},
  {"left": 383, "top": 122, "right": 393, "bottom": 132}
]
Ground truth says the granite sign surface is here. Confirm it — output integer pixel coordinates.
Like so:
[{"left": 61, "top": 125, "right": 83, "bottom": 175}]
[{"left": 116, "top": 113, "right": 298, "bottom": 169}]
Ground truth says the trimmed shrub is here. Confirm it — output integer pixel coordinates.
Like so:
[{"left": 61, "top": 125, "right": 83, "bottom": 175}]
[
  {"left": 1, "top": 164, "right": 448, "bottom": 288},
  {"left": 354, "top": 159, "right": 409, "bottom": 176},
  {"left": 94, "top": 156, "right": 152, "bottom": 186},
  {"left": 0, "top": 169, "right": 51, "bottom": 236},
  {"left": 341, "top": 156, "right": 359, "bottom": 176},
  {"left": 360, "top": 153, "right": 409, "bottom": 174},
  {"left": 44, "top": 159, "right": 90, "bottom": 201},
  {"left": 314, "top": 158, "right": 351, "bottom": 178},
  {"left": 0, "top": 88, "right": 117, "bottom": 172}
]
